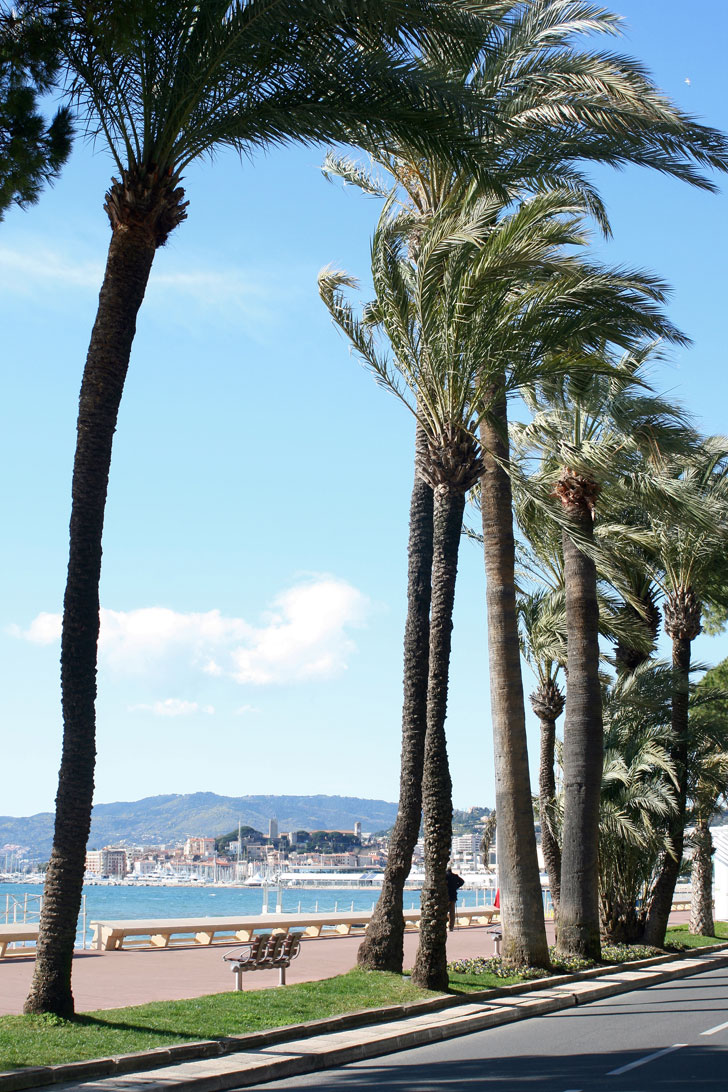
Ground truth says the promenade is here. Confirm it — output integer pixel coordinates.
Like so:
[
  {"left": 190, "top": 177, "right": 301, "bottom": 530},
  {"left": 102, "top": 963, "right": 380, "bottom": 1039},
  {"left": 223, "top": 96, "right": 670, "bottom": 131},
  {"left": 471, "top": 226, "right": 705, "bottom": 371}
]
[
  {"left": 0, "top": 925, "right": 515, "bottom": 1016},
  {"left": 0, "top": 914, "right": 689, "bottom": 1017}
]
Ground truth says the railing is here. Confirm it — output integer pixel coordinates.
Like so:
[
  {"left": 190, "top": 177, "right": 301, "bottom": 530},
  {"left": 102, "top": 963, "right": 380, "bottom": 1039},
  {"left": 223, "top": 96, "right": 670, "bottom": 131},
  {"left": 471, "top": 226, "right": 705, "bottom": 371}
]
[{"left": 1, "top": 893, "right": 88, "bottom": 951}]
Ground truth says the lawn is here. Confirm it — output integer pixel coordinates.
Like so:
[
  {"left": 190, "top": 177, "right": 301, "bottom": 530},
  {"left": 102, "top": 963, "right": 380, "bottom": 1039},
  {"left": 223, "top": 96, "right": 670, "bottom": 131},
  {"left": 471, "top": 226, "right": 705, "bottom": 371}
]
[
  {"left": 0, "top": 969, "right": 438, "bottom": 1071},
  {"left": 665, "top": 920, "right": 728, "bottom": 948}
]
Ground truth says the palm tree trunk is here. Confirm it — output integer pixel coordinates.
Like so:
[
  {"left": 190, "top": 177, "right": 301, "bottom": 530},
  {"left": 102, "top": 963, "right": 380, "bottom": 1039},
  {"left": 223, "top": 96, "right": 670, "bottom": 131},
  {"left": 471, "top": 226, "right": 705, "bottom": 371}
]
[
  {"left": 358, "top": 424, "right": 433, "bottom": 972},
  {"left": 479, "top": 384, "right": 549, "bottom": 968},
  {"left": 537, "top": 711, "right": 561, "bottom": 919},
  {"left": 411, "top": 487, "right": 464, "bottom": 991},
  {"left": 557, "top": 514, "right": 603, "bottom": 962},
  {"left": 24, "top": 215, "right": 158, "bottom": 1017},
  {"left": 642, "top": 630, "right": 692, "bottom": 946},
  {"left": 690, "top": 819, "right": 715, "bottom": 937}
]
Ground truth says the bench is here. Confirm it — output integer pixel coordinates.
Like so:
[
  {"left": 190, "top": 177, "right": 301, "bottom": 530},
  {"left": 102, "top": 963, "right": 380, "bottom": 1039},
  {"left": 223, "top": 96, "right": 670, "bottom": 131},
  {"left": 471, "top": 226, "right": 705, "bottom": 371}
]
[
  {"left": 223, "top": 931, "right": 302, "bottom": 989},
  {"left": 90, "top": 911, "right": 420, "bottom": 951},
  {"left": 88, "top": 907, "right": 500, "bottom": 951},
  {"left": 0, "top": 924, "right": 40, "bottom": 957}
]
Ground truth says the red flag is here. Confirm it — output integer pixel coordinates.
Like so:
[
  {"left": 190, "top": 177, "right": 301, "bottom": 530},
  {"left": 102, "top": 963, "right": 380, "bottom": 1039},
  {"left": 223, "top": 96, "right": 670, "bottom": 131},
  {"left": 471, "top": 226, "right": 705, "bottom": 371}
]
[{"left": 494, "top": 888, "right": 500, "bottom": 909}]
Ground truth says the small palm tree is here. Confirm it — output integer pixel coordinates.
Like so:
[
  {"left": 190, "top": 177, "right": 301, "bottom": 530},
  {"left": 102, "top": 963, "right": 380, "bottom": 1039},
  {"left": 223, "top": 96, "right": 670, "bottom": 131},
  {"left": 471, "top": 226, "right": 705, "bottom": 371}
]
[
  {"left": 25, "top": 0, "right": 519, "bottom": 1018},
  {"left": 598, "top": 664, "right": 677, "bottom": 944},
  {"left": 518, "top": 588, "right": 565, "bottom": 915},
  {"left": 689, "top": 659, "right": 728, "bottom": 936}
]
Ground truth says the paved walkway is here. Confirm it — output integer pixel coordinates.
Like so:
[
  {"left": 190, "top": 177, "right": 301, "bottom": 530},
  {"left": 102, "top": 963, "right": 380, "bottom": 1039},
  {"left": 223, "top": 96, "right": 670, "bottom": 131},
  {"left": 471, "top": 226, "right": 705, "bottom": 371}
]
[
  {"left": 0, "top": 913, "right": 690, "bottom": 1017},
  {"left": 0, "top": 925, "right": 508, "bottom": 1015}
]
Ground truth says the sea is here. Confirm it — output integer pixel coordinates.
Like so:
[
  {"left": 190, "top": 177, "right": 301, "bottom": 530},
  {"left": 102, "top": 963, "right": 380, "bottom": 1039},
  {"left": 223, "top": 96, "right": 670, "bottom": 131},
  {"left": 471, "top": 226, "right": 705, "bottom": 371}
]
[
  {"left": 1, "top": 880, "right": 496, "bottom": 949},
  {"left": 0, "top": 882, "right": 423, "bottom": 949}
]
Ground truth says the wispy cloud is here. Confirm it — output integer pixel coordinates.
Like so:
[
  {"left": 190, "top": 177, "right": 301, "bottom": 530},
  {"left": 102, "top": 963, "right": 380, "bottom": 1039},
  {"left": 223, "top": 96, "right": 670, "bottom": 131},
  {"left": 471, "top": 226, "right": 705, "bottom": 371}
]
[
  {"left": 0, "top": 245, "right": 102, "bottom": 289},
  {"left": 0, "top": 240, "right": 292, "bottom": 330},
  {"left": 11, "top": 577, "right": 370, "bottom": 686},
  {"left": 129, "top": 699, "right": 215, "bottom": 717}
]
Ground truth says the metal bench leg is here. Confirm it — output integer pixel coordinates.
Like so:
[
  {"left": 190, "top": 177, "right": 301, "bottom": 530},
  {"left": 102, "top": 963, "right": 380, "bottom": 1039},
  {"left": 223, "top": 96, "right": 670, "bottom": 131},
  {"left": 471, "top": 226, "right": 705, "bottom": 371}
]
[
  {"left": 278, "top": 966, "right": 286, "bottom": 986},
  {"left": 233, "top": 966, "right": 243, "bottom": 991}
]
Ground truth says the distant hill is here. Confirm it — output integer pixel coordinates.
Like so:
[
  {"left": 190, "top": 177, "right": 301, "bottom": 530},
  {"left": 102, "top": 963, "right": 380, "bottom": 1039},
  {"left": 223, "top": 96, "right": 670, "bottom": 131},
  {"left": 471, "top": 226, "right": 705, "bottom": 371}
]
[{"left": 0, "top": 793, "right": 400, "bottom": 861}]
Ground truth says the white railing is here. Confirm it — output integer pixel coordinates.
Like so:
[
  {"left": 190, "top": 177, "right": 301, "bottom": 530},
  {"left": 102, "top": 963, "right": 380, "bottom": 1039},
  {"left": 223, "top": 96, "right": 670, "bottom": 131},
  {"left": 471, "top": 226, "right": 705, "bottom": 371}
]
[{"left": 1, "top": 892, "right": 89, "bottom": 951}]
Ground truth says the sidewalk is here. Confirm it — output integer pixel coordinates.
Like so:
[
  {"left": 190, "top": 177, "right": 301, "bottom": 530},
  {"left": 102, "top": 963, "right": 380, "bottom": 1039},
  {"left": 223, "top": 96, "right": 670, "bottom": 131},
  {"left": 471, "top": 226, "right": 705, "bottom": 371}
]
[
  {"left": 0, "top": 924, "right": 510, "bottom": 1016},
  {"left": 0, "top": 913, "right": 690, "bottom": 1017}
]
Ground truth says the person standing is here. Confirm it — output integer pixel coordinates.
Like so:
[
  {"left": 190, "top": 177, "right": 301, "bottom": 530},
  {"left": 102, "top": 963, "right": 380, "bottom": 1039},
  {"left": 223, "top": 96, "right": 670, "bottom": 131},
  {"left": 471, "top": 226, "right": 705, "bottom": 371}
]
[{"left": 446, "top": 866, "right": 465, "bottom": 932}]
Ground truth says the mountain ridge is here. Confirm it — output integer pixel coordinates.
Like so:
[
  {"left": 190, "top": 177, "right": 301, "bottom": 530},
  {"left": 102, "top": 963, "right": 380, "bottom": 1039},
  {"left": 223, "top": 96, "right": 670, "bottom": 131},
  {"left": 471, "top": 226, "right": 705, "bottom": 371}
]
[{"left": 0, "top": 792, "right": 400, "bottom": 861}]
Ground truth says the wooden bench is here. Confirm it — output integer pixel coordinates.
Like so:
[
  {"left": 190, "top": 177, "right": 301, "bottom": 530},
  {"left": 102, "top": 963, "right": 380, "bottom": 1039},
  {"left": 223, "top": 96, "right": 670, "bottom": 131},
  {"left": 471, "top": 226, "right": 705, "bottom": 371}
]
[
  {"left": 223, "top": 931, "right": 302, "bottom": 989},
  {"left": 0, "top": 924, "right": 40, "bottom": 957}
]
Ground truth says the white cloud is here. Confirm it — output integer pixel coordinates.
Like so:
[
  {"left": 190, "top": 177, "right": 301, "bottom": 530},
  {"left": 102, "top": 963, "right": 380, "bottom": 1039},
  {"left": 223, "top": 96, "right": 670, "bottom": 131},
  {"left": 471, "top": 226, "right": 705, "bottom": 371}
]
[
  {"left": 11, "top": 578, "right": 370, "bottom": 686},
  {"left": 0, "top": 240, "right": 290, "bottom": 330},
  {"left": 0, "top": 244, "right": 102, "bottom": 290},
  {"left": 234, "top": 704, "right": 261, "bottom": 716},
  {"left": 7, "top": 612, "right": 62, "bottom": 644},
  {"left": 230, "top": 579, "right": 369, "bottom": 684},
  {"left": 130, "top": 699, "right": 215, "bottom": 717}
]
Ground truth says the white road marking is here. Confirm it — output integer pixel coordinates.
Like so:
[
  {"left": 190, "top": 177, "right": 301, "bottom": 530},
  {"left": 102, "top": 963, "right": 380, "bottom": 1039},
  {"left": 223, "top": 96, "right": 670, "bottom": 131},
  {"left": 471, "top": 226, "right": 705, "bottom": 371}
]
[
  {"left": 701, "top": 1019, "right": 728, "bottom": 1036},
  {"left": 607, "top": 1043, "right": 687, "bottom": 1076}
]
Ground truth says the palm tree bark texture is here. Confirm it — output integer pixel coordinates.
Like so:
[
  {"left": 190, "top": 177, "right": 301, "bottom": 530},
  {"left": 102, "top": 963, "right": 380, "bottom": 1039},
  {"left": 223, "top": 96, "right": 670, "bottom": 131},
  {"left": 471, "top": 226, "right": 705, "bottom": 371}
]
[
  {"left": 411, "top": 424, "right": 481, "bottom": 990},
  {"left": 479, "top": 384, "right": 550, "bottom": 968},
  {"left": 24, "top": 168, "right": 187, "bottom": 1017},
  {"left": 531, "top": 680, "right": 565, "bottom": 919},
  {"left": 555, "top": 469, "right": 603, "bottom": 962},
  {"left": 689, "top": 819, "right": 715, "bottom": 937},
  {"left": 642, "top": 587, "right": 701, "bottom": 946},
  {"left": 358, "top": 424, "right": 433, "bottom": 972},
  {"left": 411, "top": 483, "right": 465, "bottom": 990}
]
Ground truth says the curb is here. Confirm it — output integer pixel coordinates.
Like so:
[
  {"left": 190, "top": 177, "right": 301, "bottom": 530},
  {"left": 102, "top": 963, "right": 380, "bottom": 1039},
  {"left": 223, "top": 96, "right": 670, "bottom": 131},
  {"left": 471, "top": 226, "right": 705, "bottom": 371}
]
[{"left": 3, "top": 943, "right": 727, "bottom": 1092}]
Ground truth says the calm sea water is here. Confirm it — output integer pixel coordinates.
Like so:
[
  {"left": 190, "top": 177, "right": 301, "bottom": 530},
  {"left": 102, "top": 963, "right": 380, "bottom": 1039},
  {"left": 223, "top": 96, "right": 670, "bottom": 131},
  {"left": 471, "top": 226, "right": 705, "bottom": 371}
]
[{"left": 1, "top": 882, "right": 434, "bottom": 948}]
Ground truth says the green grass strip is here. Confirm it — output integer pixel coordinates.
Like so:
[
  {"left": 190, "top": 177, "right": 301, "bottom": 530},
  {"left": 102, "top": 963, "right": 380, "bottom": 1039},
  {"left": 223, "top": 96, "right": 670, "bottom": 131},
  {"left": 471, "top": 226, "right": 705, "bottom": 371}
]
[
  {"left": 0, "top": 969, "right": 437, "bottom": 1072},
  {"left": 665, "top": 920, "right": 728, "bottom": 948}
]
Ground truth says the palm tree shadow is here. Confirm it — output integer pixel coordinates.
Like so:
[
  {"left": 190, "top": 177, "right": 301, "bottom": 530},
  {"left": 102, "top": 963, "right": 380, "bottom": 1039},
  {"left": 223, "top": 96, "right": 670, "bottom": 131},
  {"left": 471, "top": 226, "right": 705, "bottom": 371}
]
[{"left": 261, "top": 1044, "right": 727, "bottom": 1090}]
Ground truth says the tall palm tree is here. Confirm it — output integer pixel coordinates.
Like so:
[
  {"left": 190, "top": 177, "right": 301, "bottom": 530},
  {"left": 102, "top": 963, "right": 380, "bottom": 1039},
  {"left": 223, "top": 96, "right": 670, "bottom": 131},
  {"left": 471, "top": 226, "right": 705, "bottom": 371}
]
[
  {"left": 357, "top": 420, "right": 434, "bottom": 972},
  {"left": 320, "top": 201, "right": 496, "bottom": 988},
  {"left": 639, "top": 442, "right": 728, "bottom": 945},
  {"left": 24, "top": 0, "right": 523, "bottom": 1018},
  {"left": 514, "top": 352, "right": 696, "bottom": 959},
  {"left": 325, "top": 0, "right": 728, "bottom": 969}
]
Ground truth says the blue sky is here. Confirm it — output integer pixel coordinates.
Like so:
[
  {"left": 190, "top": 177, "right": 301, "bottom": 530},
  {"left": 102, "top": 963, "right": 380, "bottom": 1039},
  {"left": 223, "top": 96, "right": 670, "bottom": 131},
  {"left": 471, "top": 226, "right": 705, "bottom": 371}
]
[{"left": 1, "top": 0, "right": 727, "bottom": 821}]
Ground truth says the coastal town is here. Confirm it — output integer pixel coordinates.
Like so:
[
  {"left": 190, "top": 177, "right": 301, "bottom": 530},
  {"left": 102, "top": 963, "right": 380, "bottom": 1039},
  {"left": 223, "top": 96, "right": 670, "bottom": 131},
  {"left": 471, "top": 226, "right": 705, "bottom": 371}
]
[{"left": 3, "top": 810, "right": 499, "bottom": 887}]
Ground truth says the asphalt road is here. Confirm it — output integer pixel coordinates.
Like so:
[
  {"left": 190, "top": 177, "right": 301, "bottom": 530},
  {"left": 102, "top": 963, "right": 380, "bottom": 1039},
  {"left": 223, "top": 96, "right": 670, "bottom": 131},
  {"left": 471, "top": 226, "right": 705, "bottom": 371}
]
[{"left": 254, "top": 956, "right": 728, "bottom": 1091}]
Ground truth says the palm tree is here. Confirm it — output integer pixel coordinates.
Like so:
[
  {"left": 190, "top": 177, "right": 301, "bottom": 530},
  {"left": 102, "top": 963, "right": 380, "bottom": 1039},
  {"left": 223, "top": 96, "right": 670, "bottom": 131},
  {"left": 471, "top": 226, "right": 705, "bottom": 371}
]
[
  {"left": 320, "top": 199, "right": 510, "bottom": 988},
  {"left": 357, "top": 421, "right": 434, "bottom": 972},
  {"left": 513, "top": 514, "right": 661, "bottom": 926},
  {"left": 514, "top": 351, "right": 697, "bottom": 959},
  {"left": 24, "top": 0, "right": 526, "bottom": 1018},
  {"left": 517, "top": 588, "right": 566, "bottom": 917},
  {"left": 689, "top": 659, "right": 728, "bottom": 936},
  {"left": 597, "top": 664, "right": 677, "bottom": 944},
  {"left": 640, "top": 442, "right": 728, "bottom": 945},
  {"left": 326, "top": 0, "right": 728, "bottom": 970}
]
